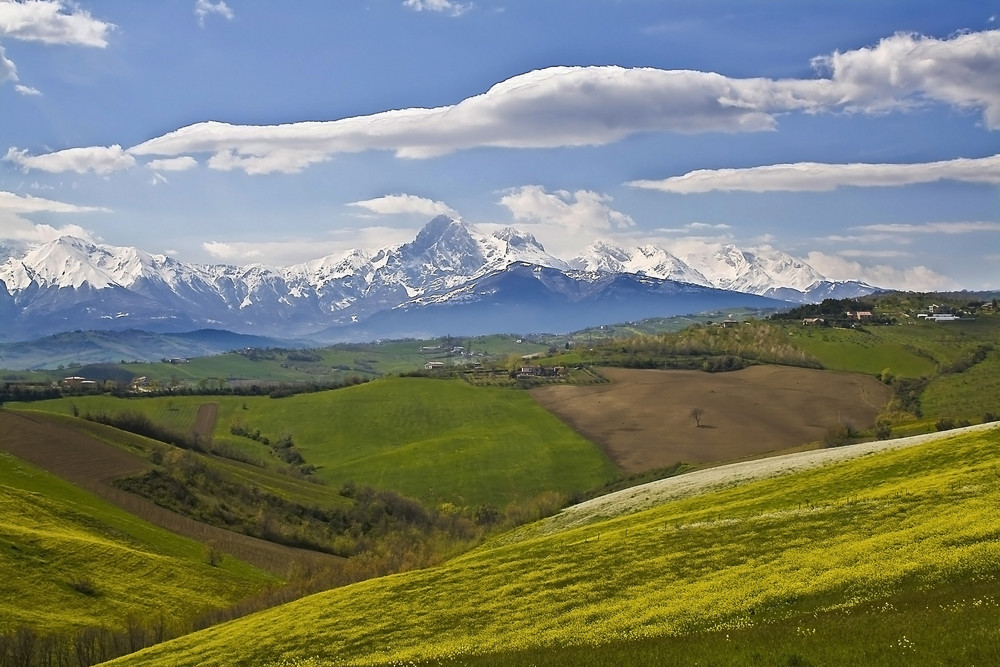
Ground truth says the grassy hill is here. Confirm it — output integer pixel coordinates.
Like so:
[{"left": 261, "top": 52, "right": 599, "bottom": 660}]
[
  {"left": 105, "top": 423, "right": 1000, "bottom": 666},
  {"left": 14, "top": 377, "right": 619, "bottom": 508},
  {"left": 0, "top": 451, "right": 274, "bottom": 637}
]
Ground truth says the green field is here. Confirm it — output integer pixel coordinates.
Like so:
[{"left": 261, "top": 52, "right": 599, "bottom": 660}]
[
  {"left": 12, "top": 377, "right": 619, "bottom": 509},
  {"left": 106, "top": 425, "right": 1000, "bottom": 666},
  {"left": 0, "top": 452, "right": 273, "bottom": 636}
]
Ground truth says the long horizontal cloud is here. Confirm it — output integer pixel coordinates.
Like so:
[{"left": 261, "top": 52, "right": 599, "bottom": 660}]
[
  {"left": 0, "top": 0, "right": 114, "bottom": 47},
  {"left": 13, "top": 29, "right": 1000, "bottom": 175},
  {"left": 5, "top": 145, "right": 136, "bottom": 175},
  {"left": 348, "top": 193, "right": 457, "bottom": 217},
  {"left": 853, "top": 221, "right": 1000, "bottom": 234},
  {"left": 627, "top": 154, "right": 1000, "bottom": 193},
  {"left": 0, "top": 190, "right": 108, "bottom": 214}
]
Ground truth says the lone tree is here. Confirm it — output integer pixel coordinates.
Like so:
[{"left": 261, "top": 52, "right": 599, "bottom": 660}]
[{"left": 689, "top": 407, "right": 705, "bottom": 427}]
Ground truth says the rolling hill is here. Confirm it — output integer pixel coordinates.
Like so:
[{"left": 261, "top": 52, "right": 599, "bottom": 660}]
[{"left": 104, "top": 423, "right": 1000, "bottom": 666}]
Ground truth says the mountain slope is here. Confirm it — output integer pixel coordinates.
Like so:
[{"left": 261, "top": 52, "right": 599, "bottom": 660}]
[{"left": 0, "top": 216, "right": 875, "bottom": 341}]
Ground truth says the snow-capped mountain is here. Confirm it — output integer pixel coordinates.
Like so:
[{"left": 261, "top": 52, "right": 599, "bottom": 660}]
[{"left": 0, "top": 215, "right": 876, "bottom": 341}]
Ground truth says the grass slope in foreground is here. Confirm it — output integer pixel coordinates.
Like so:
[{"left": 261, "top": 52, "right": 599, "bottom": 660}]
[
  {"left": 0, "top": 452, "right": 273, "bottom": 636},
  {"left": 111, "top": 425, "right": 1000, "bottom": 666}
]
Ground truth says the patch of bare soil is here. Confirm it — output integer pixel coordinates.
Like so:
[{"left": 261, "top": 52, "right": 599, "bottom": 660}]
[
  {"left": 192, "top": 402, "right": 219, "bottom": 441},
  {"left": 0, "top": 410, "right": 339, "bottom": 576},
  {"left": 530, "top": 366, "right": 893, "bottom": 474}
]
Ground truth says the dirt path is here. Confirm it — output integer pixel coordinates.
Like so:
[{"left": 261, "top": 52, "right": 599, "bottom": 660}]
[
  {"left": 192, "top": 402, "right": 219, "bottom": 441},
  {"left": 522, "top": 422, "right": 1000, "bottom": 537},
  {"left": 0, "top": 410, "right": 340, "bottom": 576},
  {"left": 531, "top": 366, "right": 893, "bottom": 474}
]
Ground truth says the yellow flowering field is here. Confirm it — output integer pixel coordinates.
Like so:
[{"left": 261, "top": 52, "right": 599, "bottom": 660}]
[{"left": 109, "top": 425, "right": 1000, "bottom": 666}]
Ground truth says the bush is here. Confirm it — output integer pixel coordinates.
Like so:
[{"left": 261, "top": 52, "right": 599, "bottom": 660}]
[
  {"left": 935, "top": 418, "right": 956, "bottom": 432},
  {"left": 823, "top": 421, "right": 858, "bottom": 448}
]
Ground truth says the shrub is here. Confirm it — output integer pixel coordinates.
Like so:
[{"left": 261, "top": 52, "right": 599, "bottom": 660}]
[{"left": 935, "top": 418, "right": 956, "bottom": 432}]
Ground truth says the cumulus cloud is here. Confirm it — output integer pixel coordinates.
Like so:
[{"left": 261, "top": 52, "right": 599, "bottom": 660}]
[
  {"left": 0, "top": 0, "right": 115, "bottom": 47},
  {"left": 805, "top": 251, "right": 959, "bottom": 291},
  {"left": 5, "top": 145, "right": 136, "bottom": 175},
  {"left": 402, "top": 0, "right": 472, "bottom": 16},
  {"left": 146, "top": 156, "right": 198, "bottom": 171},
  {"left": 348, "top": 193, "right": 457, "bottom": 218},
  {"left": 627, "top": 154, "right": 1000, "bottom": 193},
  {"left": 497, "top": 185, "right": 634, "bottom": 255},
  {"left": 194, "top": 0, "right": 234, "bottom": 27},
  {"left": 15, "top": 29, "right": 1000, "bottom": 176},
  {"left": 0, "top": 211, "right": 98, "bottom": 244}
]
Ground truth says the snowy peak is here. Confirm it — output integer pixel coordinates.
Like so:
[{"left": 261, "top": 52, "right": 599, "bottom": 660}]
[
  {"left": 570, "top": 241, "right": 709, "bottom": 285},
  {"left": 1, "top": 236, "right": 121, "bottom": 290}
]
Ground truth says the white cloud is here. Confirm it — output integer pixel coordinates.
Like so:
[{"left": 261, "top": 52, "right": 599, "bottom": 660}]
[
  {"left": 201, "top": 228, "right": 417, "bottom": 265},
  {"left": 852, "top": 221, "right": 1000, "bottom": 234},
  {"left": 0, "top": 0, "right": 115, "bottom": 47},
  {"left": 498, "top": 185, "right": 634, "bottom": 255},
  {"left": 654, "top": 222, "right": 733, "bottom": 235},
  {"left": 0, "top": 211, "right": 98, "bottom": 244},
  {"left": 5, "top": 145, "right": 136, "bottom": 175},
  {"left": 837, "top": 249, "right": 914, "bottom": 259},
  {"left": 203, "top": 240, "right": 263, "bottom": 261},
  {"left": 810, "top": 30, "right": 1000, "bottom": 128},
  {"left": 15, "top": 82, "right": 40, "bottom": 95},
  {"left": 805, "top": 251, "right": 959, "bottom": 291},
  {"left": 627, "top": 154, "right": 1000, "bottom": 193},
  {"left": 348, "top": 193, "right": 457, "bottom": 218},
  {"left": 0, "top": 189, "right": 108, "bottom": 214},
  {"left": 402, "top": 0, "right": 472, "bottom": 17},
  {"left": 146, "top": 156, "right": 198, "bottom": 171},
  {"left": 18, "top": 29, "right": 999, "bottom": 176},
  {"left": 195, "top": 0, "right": 234, "bottom": 27},
  {"left": 0, "top": 43, "right": 16, "bottom": 82}
]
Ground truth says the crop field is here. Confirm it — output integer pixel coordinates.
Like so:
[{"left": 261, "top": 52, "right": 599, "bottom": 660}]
[
  {"left": 530, "top": 366, "right": 892, "bottom": 474},
  {"left": 107, "top": 424, "right": 1000, "bottom": 666},
  {"left": 0, "top": 450, "right": 273, "bottom": 636}
]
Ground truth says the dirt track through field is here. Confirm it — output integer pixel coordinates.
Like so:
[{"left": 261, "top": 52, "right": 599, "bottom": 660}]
[
  {"left": 0, "top": 410, "right": 340, "bottom": 576},
  {"left": 531, "top": 366, "right": 893, "bottom": 474},
  {"left": 192, "top": 402, "right": 219, "bottom": 441}
]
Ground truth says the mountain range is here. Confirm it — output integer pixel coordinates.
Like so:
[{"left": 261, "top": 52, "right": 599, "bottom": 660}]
[{"left": 0, "top": 216, "right": 875, "bottom": 342}]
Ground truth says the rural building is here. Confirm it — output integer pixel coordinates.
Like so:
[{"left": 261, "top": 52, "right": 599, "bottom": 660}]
[
  {"left": 61, "top": 376, "right": 100, "bottom": 391},
  {"left": 802, "top": 317, "right": 825, "bottom": 325},
  {"left": 424, "top": 361, "right": 445, "bottom": 370},
  {"left": 845, "top": 311, "right": 873, "bottom": 320}
]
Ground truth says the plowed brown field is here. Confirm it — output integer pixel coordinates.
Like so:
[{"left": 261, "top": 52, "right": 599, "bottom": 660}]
[
  {"left": 530, "top": 366, "right": 892, "bottom": 474},
  {"left": 0, "top": 410, "right": 340, "bottom": 575}
]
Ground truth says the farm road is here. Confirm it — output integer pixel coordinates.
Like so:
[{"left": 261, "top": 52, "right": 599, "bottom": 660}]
[
  {"left": 0, "top": 410, "right": 340, "bottom": 576},
  {"left": 531, "top": 422, "right": 1000, "bottom": 537}
]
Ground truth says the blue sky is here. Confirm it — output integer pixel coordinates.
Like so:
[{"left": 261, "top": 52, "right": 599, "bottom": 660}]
[{"left": 0, "top": 0, "right": 998, "bottom": 290}]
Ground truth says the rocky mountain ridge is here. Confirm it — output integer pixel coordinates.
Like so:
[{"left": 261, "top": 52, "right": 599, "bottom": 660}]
[{"left": 0, "top": 216, "right": 875, "bottom": 341}]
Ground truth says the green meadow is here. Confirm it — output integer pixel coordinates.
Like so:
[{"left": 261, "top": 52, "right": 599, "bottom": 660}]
[
  {"left": 107, "top": 424, "right": 1000, "bottom": 666},
  {"left": 16, "top": 378, "right": 618, "bottom": 509},
  {"left": 0, "top": 452, "right": 273, "bottom": 636}
]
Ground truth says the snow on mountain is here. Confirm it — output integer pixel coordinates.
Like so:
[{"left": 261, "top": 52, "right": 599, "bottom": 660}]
[
  {"left": 0, "top": 215, "right": 879, "bottom": 339},
  {"left": 570, "top": 241, "right": 710, "bottom": 286},
  {"left": 665, "top": 240, "right": 827, "bottom": 296}
]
